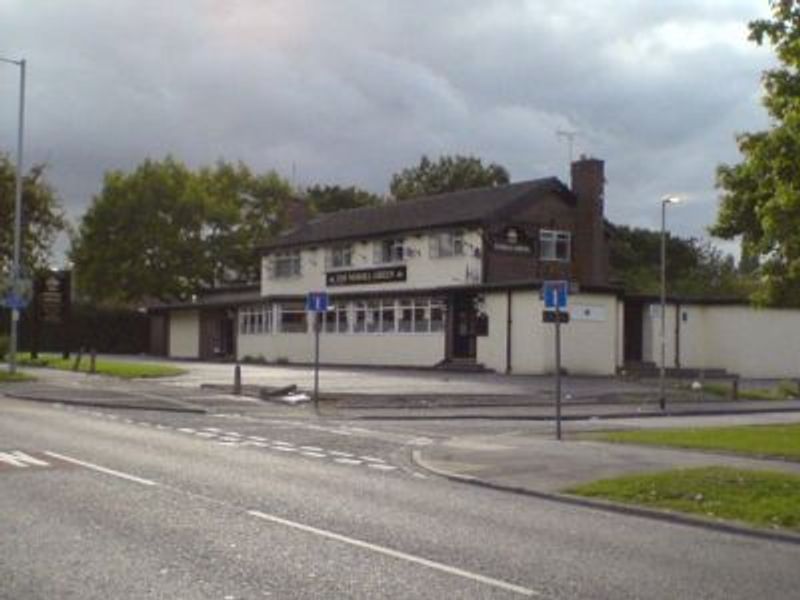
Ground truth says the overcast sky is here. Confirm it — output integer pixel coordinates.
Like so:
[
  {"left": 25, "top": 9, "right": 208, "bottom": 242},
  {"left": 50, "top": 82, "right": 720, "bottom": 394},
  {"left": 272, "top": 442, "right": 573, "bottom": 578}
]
[{"left": 0, "top": 0, "right": 775, "bottom": 263}]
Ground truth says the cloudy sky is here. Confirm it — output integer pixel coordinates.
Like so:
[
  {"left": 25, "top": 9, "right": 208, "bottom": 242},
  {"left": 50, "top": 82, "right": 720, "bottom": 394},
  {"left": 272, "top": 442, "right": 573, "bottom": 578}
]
[{"left": 0, "top": 0, "right": 775, "bottom": 262}]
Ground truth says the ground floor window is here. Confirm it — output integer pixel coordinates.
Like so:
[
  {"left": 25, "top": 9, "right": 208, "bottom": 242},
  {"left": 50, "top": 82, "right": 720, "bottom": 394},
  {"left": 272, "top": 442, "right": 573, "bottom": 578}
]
[
  {"left": 277, "top": 301, "right": 308, "bottom": 333},
  {"left": 239, "top": 304, "right": 271, "bottom": 335}
]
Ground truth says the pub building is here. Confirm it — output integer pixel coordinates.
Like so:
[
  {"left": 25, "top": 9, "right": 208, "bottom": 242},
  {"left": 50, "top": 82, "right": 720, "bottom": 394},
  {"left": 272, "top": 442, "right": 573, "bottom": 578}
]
[{"left": 221, "top": 156, "right": 621, "bottom": 375}]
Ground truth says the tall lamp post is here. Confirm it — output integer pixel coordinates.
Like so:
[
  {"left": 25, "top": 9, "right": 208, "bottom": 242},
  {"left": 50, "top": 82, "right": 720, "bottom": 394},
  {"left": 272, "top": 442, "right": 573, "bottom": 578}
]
[
  {"left": 1, "top": 56, "right": 26, "bottom": 374},
  {"left": 659, "top": 195, "right": 681, "bottom": 410}
]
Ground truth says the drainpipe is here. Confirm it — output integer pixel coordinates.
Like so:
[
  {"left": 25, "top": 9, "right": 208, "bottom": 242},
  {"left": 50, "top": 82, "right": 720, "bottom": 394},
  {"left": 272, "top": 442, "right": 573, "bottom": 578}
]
[{"left": 505, "top": 290, "right": 513, "bottom": 373}]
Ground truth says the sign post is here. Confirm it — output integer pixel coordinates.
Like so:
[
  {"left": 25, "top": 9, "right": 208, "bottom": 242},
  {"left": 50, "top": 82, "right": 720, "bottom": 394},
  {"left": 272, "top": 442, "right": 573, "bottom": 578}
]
[
  {"left": 306, "top": 292, "right": 329, "bottom": 415},
  {"left": 542, "top": 281, "right": 569, "bottom": 441}
]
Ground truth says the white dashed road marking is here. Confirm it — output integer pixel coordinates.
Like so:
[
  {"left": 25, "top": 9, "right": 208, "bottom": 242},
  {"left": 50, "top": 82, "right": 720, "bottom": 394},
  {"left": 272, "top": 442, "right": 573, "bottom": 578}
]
[
  {"left": 334, "top": 458, "right": 363, "bottom": 466},
  {"left": 247, "top": 510, "right": 538, "bottom": 597},
  {"left": 44, "top": 451, "right": 157, "bottom": 487}
]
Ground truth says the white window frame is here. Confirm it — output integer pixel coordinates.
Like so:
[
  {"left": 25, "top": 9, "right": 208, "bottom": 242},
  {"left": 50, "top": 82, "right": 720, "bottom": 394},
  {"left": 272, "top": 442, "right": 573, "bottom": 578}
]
[
  {"left": 326, "top": 245, "right": 352, "bottom": 271},
  {"left": 374, "top": 238, "right": 405, "bottom": 265},
  {"left": 239, "top": 304, "right": 272, "bottom": 335},
  {"left": 539, "top": 229, "right": 571, "bottom": 262},
  {"left": 429, "top": 231, "right": 465, "bottom": 259},
  {"left": 272, "top": 251, "right": 302, "bottom": 279},
  {"left": 276, "top": 301, "right": 307, "bottom": 333}
]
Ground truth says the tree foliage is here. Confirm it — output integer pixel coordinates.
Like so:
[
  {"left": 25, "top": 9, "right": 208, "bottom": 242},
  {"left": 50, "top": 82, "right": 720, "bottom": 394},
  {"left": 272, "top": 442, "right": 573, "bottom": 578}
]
[
  {"left": 389, "top": 154, "right": 510, "bottom": 200},
  {"left": 305, "top": 184, "right": 382, "bottom": 214},
  {"left": 71, "top": 157, "right": 294, "bottom": 304},
  {"left": 610, "top": 225, "right": 755, "bottom": 298},
  {"left": 0, "top": 154, "right": 68, "bottom": 277},
  {"left": 712, "top": 1, "right": 800, "bottom": 305}
]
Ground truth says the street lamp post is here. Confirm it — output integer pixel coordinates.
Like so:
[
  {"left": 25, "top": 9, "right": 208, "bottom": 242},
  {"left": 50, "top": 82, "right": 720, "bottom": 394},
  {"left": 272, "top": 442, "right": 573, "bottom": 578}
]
[
  {"left": 659, "top": 195, "right": 680, "bottom": 410},
  {"left": 1, "top": 56, "right": 26, "bottom": 374}
]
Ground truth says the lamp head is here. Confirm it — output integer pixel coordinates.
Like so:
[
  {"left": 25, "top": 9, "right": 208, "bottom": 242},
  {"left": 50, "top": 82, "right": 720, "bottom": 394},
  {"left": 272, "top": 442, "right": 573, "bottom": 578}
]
[{"left": 661, "top": 194, "right": 682, "bottom": 205}]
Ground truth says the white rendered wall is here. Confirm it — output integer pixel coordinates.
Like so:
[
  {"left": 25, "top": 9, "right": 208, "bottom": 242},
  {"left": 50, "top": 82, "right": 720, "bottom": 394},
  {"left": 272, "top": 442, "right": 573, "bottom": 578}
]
[
  {"left": 479, "top": 291, "right": 618, "bottom": 375},
  {"left": 261, "top": 230, "right": 483, "bottom": 297},
  {"left": 168, "top": 310, "right": 199, "bottom": 358},
  {"left": 238, "top": 330, "right": 445, "bottom": 367}
]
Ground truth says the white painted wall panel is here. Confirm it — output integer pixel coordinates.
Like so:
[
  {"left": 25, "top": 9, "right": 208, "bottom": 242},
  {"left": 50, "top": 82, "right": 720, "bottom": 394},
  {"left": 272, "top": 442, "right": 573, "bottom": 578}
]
[{"left": 168, "top": 310, "right": 199, "bottom": 358}]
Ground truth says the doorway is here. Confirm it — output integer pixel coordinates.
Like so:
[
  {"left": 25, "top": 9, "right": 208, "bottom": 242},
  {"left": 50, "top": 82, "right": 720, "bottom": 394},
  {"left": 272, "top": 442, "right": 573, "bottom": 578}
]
[
  {"left": 451, "top": 294, "right": 477, "bottom": 359},
  {"left": 623, "top": 300, "right": 644, "bottom": 363}
]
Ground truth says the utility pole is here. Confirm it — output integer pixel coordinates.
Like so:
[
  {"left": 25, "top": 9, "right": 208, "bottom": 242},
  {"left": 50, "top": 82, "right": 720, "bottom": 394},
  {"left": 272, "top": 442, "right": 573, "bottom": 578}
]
[{"left": 1, "top": 56, "right": 26, "bottom": 374}]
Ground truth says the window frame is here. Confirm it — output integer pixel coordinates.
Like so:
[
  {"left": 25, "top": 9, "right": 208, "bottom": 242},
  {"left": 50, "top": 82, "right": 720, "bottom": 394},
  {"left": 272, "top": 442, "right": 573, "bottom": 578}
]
[{"left": 539, "top": 229, "right": 571, "bottom": 262}]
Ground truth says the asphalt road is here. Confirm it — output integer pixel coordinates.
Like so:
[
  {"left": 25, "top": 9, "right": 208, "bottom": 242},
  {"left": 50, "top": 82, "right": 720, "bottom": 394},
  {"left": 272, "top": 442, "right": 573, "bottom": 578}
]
[{"left": 2, "top": 398, "right": 800, "bottom": 599}]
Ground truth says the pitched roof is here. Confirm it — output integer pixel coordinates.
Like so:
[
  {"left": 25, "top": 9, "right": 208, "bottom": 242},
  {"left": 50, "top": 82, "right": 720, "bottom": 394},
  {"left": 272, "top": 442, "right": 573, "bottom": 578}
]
[{"left": 261, "top": 177, "right": 572, "bottom": 251}]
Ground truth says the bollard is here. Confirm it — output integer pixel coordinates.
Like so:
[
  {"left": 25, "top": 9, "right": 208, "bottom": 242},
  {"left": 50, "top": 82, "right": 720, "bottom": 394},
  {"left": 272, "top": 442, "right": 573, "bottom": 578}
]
[
  {"left": 233, "top": 363, "right": 242, "bottom": 395},
  {"left": 89, "top": 348, "right": 97, "bottom": 374},
  {"left": 731, "top": 378, "right": 739, "bottom": 401}
]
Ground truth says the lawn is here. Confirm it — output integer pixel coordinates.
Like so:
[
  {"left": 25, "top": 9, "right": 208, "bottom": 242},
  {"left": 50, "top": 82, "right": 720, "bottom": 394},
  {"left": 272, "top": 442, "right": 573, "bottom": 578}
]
[
  {"left": 690, "top": 380, "right": 799, "bottom": 401},
  {"left": 592, "top": 423, "right": 800, "bottom": 462},
  {"left": 568, "top": 466, "right": 800, "bottom": 532},
  {"left": 0, "top": 370, "right": 35, "bottom": 382},
  {"left": 17, "top": 354, "right": 186, "bottom": 379}
]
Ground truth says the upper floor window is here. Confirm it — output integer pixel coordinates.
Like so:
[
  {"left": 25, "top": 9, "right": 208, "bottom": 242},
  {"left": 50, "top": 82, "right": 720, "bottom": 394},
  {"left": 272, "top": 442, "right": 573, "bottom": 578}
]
[
  {"left": 272, "top": 251, "right": 301, "bottom": 279},
  {"left": 539, "top": 230, "right": 571, "bottom": 262},
  {"left": 374, "top": 238, "right": 405, "bottom": 264},
  {"left": 429, "top": 231, "right": 464, "bottom": 258},
  {"left": 327, "top": 245, "right": 352, "bottom": 270}
]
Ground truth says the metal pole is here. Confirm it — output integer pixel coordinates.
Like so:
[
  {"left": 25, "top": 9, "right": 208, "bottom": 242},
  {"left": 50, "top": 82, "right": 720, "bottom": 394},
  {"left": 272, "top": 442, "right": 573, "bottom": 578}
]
[
  {"left": 313, "top": 313, "right": 320, "bottom": 415},
  {"left": 555, "top": 291, "right": 562, "bottom": 441},
  {"left": 4, "top": 58, "right": 26, "bottom": 374},
  {"left": 659, "top": 200, "right": 667, "bottom": 411}
]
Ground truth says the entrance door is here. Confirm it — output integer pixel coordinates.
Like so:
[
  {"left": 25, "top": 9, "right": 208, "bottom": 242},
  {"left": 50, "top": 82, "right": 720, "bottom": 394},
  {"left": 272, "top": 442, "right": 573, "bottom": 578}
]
[
  {"left": 623, "top": 300, "right": 644, "bottom": 362},
  {"left": 451, "top": 295, "right": 477, "bottom": 359}
]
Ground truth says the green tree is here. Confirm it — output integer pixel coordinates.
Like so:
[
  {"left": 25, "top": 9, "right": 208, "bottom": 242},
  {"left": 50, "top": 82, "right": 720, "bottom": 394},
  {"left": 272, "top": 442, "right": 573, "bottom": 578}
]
[
  {"left": 712, "top": 1, "right": 800, "bottom": 305},
  {"left": 0, "top": 154, "right": 68, "bottom": 276},
  {"left": 71, "top": 157, "right": 210, "bottom": 304},
  {"left": 610, "top": 225, "right": 754, "bottom": 298},
  {"left": 305, "top": 184, "right": 382, "bottom": 214},
  {"left": 198, "top": 161, "right": 293, "bottom": 284},
  {"left": 389, "top": 154, "right": 510, "bottom": 200}
]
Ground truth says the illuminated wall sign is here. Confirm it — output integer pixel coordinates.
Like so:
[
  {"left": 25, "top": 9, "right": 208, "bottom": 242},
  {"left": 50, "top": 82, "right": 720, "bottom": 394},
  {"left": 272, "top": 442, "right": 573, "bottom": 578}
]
[{"left": 326, "top": 266, "right": 407, "bottom": 287}]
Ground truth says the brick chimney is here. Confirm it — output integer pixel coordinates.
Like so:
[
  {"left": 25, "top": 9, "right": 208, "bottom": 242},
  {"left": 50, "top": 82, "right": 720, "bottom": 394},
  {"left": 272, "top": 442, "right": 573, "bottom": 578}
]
[{"left": 571, "top": 156, "right": 609, "bottom": 285}]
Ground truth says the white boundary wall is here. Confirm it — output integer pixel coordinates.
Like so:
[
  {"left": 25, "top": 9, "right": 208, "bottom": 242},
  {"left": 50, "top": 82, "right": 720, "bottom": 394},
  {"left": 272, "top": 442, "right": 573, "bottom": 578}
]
[
  {"left": 238, "top": 330, "right": 445, "bottom": 367},
  {"left": 168, "top": 310, "right": 200, "bottom": 358},
  {"left": 642, "top": 302, "right": 800, "bottom": 378},
  {"left": 477, "top": 290, "right": 621, "bottom": 375}
]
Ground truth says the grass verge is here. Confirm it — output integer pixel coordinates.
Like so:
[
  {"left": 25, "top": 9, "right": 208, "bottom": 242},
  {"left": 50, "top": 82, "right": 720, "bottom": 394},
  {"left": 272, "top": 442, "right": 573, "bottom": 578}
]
[
  {"left": 590, "top": 423, "right": 800, "bottom": 461},
  {"left": 683, "top": 380, "right": 799, "bottom": 401},
  {"left": 17, "top": 354, "right": 186, "bottom": 379},
  {"left": 567, "top": 466, "right": 800, "bottom": 532},
  {"left": 0, "top": 370, "right": 35, "bottom": 382}
]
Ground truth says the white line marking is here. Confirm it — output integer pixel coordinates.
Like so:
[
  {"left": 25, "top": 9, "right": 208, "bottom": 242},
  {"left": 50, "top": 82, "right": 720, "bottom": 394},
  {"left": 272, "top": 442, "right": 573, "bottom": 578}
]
[
  {"left": 272, "top": 446, "right": 297, "bottom": 452},
  {"left": 247, "top": 510, "right": 538, "bottom": 597},
  {"left": 44, "top": 451, "right": 157, "bottom": 487},
  {"left": 0, "top": 451, "right": 50, "bottom": 468},
  {"left": 218, "top": 437, "right": 240, "bottom": 443},
  {"left": 216, "top": 441, "right": 238, "bottom": 447},
  {"left": 224, "top": 431, "right": 242, "bottom": 437},
  {"left": 333, "top": 458, "right": 362, "bottom": 465},
  {"left": 367, "top": 463, "right": 398, "bottom": 471},
  {"left": 247, "top": 436, "right": 268, "bottom": 442},
  {"left": 300, "top": 451, "right": 326, "bottom": 458},
  {"left": 178, "top": 428, "right": 196, "bottom": 434},
  {"left": 195, "top": 432, "right": 218, "bottom": 438},
  {"left": 242, "top": 441, "right": 268, "bottom": 448},
  {"left": 359, "top": 455, "right": 386, "bottom": 463},
  {"left": 203, "top": 427, "right": 221, "bottom": 432},
  {"left": 272, "top": 440, "right": 292, "bottom": 446}
]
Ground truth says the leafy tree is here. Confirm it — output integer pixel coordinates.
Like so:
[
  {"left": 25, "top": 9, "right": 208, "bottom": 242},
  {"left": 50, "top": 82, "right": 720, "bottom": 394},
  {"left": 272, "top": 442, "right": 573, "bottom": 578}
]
[
  {"left": 390, "top": 154, "right": 510, "bottom": 200},
  {"left": 71, "top": 158, "right": 297, "bottom": 304},
  {"left": 71, "top": 157, "right": 210, "bottom": 304},
  {"left": 0, "top": 154, "right": 67, "bottom": 277},
  {"left": 305, "top": 184, "right": 382, "bottom": 214},
  {"left": 610, "top": 225, "right": 755, "bottom": 298},
  {"left": 712, "top": 1, "right": 800, "bottom": 305},
  {"left": 198, "top": 161, "right": 293, "bottom": 285}
]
